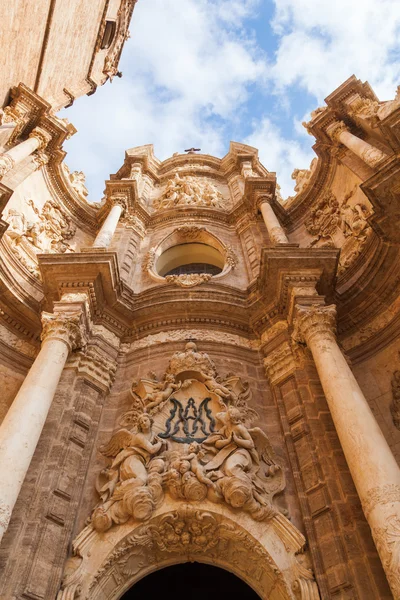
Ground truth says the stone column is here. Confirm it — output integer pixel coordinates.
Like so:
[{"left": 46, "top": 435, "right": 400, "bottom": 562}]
[
  {"left": 0, "top": 127, "right": 51, "bottom": 179},
  {"left": 0, "top": 309, "right": 87, "bottom": 542},
  {"left": 293, "top": 303, "right": 400, "bottom": 599},
  {"left": 258, "top": 195, "right": 289, "bottom": 244},
  {"left": 93, "top": 197, "right": 126, "bottom": 248},
  {"left": 326, "top": 120, "right": 387, "bottom": 169}
]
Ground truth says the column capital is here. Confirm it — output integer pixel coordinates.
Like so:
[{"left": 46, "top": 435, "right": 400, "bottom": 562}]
[
  {"left": 29, "top": 126, "right": 52, "bottom": 150},
  {"left": 41, "top": 311, "right": 88, "bottom": 352},
  {"left": 326, "top": 120, "right": 348, "bottom": 143},
  {"left": 292, "top": 304, "right": 337, "bottom": 347},
  {"left": 255, "top": 192, "right": 273, "bottom": 211},
  {"left": 110, "top": 194, "right": 128, "bottom": 215}
]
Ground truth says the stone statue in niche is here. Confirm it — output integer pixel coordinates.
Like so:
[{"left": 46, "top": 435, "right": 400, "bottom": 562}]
[
  {"left": 154, "top": 173, "right": 225, "bottom": 210},
  {"left": 88, "top": 342, "right": 285, "bottom": 532},
  {"left": 63, "top": 163, "right": 89, "bottom": 199},
  {"left": 4, "top": 199, "right": 76, "bottom": 277},
  {"left": 291, "top": 158, "right": 317, "bottom": 195},
  {"left": 305, "top": 187, "right": 372, "bottom": 274}
]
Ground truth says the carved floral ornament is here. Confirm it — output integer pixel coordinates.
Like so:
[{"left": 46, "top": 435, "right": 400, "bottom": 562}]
[
  {"left": 57, "top": 342, "right": 319, "bottom": 600},
  {"left": 143, "top": 226, "right": 237, "bottom": 288}
]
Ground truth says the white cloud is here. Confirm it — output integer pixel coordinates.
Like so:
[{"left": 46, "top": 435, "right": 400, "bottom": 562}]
[
  {"left": 61, "top": 0, "right": 400, "bottom": 202},
  {"left": 270, "top": 0, "right": 400, "bottom": 102},
  {"left": 245, "top": 117, "right": 314, "bottom": 198},
  {"left": 61, "top": 0, "right": 266, "bottom": 200}
]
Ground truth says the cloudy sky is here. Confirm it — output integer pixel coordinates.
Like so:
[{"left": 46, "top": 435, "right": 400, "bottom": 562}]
[{"left": 60, "top": 0, "right": 400, "bottom": 201}]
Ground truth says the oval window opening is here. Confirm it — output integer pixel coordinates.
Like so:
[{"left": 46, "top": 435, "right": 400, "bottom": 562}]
[{"left": 157, "top": 243, "right": 225, "bottom": 277}]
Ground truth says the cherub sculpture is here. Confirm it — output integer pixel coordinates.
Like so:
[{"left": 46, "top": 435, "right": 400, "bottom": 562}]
[
  {"left": 143, "top": 373, "right": 182, "bottom": 412},
  {"left": 203, "top": 406, "right": 284, "bottom": 519},
  {"left": 92, "top": 414, "right": 167, "bottom": 531}
]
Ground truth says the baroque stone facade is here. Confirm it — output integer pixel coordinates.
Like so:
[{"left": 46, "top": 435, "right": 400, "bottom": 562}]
[{"left": 0, "top": 73, "right": 400, "bottom": 600}]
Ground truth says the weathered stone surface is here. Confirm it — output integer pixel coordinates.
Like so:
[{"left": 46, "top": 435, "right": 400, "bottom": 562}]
[{"left": 1, "top": 75, "right": 400, "bottom": 599}]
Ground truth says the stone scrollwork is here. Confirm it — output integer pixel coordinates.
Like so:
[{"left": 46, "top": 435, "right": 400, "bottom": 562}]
[
  {"left": 305, "top": 188, "right": 372, "bottom": 274},
  {"left": 4, "top": 198, "right": 76, "bottom": 277},
  {"left": 165, "top": 273, "right": 212, "bottom": 287},
  {"left": 154, "top": 173, "right": 225, "bottom": 210},
  {"left": 88, "top": 342, "right": 285, "bottom": 534}
]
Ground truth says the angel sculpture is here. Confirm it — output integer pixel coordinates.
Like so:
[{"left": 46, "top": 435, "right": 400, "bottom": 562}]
[
  {"left": 202, "top": 406, "right": 284, "bottom": 520},
  {"left": 92, "top": 414, "right": 167, "bottom": 532},
  {"left": 143, "top": 373, "right": 182, "bottom": 412}
]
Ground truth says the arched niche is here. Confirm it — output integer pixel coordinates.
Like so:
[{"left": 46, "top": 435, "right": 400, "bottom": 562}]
[
  {"left": 144, "top": 226, "right": 237, "bottom": 287},
  {"left": 57, "top": 501, "right": 319, "bottom": 600}
]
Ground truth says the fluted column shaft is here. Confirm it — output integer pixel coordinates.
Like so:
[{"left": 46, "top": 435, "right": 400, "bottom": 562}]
[
  {"left": 259, "top": 197, "right": 289, "bottom": 244},
  {"left": 327, "top": 120, "right": 387, "bottom": 169},
  {"left": 93, "top": 200, "right": 126, "bottom": 248},
  {"left": 0, "top": 127, "right": 51, "bottom": 179},
  {"left": 293, "top": 304, "right": 400, "bottom": 599},
  {"left": 0, "top": 310, "right": 86, "bottom": 542}
]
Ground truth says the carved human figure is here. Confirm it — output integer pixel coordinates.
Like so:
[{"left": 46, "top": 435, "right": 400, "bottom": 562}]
[
  {"left": 203, "top": 407, "right": 282, "bottom": 519},
  {"left": 5, "top": 209, "right": 27, "bottom": 244},
  {"left": 291, "top": 158, "right": 317, "bottom": 194},
  {"left": 200, "top": 371, "right": 236, "bottom": 404},
  {"left": 92, "top": 414, "right": 166, "bottom": 531},
  {"left": 143, "top": 373, "right": 181, "bottom": 412}
]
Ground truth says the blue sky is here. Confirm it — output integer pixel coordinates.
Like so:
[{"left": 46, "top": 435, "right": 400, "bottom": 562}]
[{"left": 60, "top": 0, "right": 400, "bottom": 201}]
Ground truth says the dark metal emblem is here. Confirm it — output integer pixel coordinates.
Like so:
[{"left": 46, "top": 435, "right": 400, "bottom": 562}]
[{"left": 159, "top": 397, "right": 215, "bottom": 443}]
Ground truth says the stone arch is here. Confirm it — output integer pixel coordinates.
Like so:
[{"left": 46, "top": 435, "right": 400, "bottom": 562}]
[
  {"left": 144, "top": 225, "right": 237, "bottom": 287},
  {"left": 57, "top": 501, "right": 319, "bottom": 600}
]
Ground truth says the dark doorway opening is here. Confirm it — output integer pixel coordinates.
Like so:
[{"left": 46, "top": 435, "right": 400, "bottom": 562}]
[{"left": 120, "top": 562, "right": 261, "bottom": 599}]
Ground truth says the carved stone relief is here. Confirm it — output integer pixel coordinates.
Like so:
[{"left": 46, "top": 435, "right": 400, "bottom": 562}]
[
  {"left": 154, "top": 173, "right": 225, "bottom": 210},
  {"left": 305, "top": 188, "right": 372, "bottom": 274},
  {"left": 89, "top": 343, "right": 284, "bottom": 534},
  {"left": 289, "top": 158, "right": 317, "bottom": 197},
  {"left": 4, "top": 199, "right": 76, "bottom": 277},
  {"left": 58, "top": 503, "right": 319, "bottom": 600},
  {"left": 63, "top": 164, "right": 89, "bottom": 200}
]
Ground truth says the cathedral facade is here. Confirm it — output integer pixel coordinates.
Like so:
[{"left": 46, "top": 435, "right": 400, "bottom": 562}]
[{"left": 0, "top": 21, "right": 400, "bottom": 599}]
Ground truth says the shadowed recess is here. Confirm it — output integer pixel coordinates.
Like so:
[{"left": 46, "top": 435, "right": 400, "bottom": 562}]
[{"left": 120, "top": 562, "right": 261, "bottom": 599}]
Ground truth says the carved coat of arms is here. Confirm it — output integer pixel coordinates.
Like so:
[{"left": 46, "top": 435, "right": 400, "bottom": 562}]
[{"left": 90, "top": 342, "right": 285, "bottom": 533}]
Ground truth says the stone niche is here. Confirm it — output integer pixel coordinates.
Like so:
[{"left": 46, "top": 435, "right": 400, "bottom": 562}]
[{"left": 58, "top": 343, "right": 319, "bottom": 600}]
